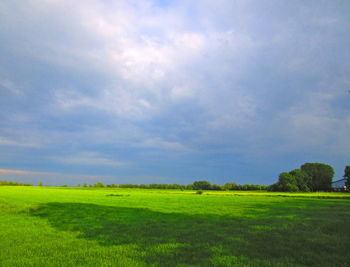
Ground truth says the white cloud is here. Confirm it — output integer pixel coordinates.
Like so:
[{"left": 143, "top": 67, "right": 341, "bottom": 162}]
[
  {"left": 1, "top": 0, "right": 349, "bottom": 183},
  {"left": 1, "top": 0, "right": 258, "bottom": 124}
]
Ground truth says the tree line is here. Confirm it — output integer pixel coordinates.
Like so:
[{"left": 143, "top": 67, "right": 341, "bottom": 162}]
[
  {"left": 77, "top": 162, "right": 349, "bottom": 192},
  {"left": 268, "top": 163, "right": 349, "bottom": 192},
  {"left": 74, "top": 181, "right": 268, "bottom": 191},
  {"left": 1, "top": 163, "right": 349, "bottom": 192},
  {"left": 0, "top": 180, "right": 32, "bottom": 186}
]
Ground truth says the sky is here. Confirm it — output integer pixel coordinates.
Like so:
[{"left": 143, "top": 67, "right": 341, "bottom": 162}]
[{"left": 0, "top": 0, "right": 349, "bottom": 186}]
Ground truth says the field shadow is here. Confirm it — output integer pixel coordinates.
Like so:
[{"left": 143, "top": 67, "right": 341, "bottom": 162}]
[{"left": 30, "top": 201, "right": 350, "bottom": 266}]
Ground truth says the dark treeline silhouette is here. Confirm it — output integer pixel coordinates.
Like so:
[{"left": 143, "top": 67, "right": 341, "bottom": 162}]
[
  {"left": 80, "top": 181, "right": 268, "bottom": 191},
  {"left": 0, "top": 180, "right": 32, "bottom": 186}
]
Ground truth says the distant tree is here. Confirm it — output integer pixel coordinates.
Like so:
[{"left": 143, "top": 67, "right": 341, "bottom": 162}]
[
  {"left": 77, "top": 183, "right": 81, "bottom": 187},
  {"left": 38, "top": 181, "right": 44, "bottom": 187},
  {"left": 83, "top": 183, "right": 87, "bottom": 187},
  {"left": 239, "top": 184, "right": 248, "bottom": 190},
  {"left": 301, "top": 163, "right": 334, "bottom": 191},
  {"left": 243, "top": 184, "right": 267, "bottom": 191},
  {"left": 186, "top": 184, "right": 194, "bottom": 190},
  {"left": 94, "top": 182, "right": 105, "bottom": 188},
  {"left": 61, "top": 184, "right": 68, "bottom": 187},
  {"left": 223, "top": 182, "right": 239, "bottom": 190},
  {"left": 192, "top": 181, "right": 212, "bottom": 190},
  {"left": 119, "top": 184, "right": 137, "bottom": 188},
  {"left": 344, "top": 166, "right": 350, "bottom": 189},
  {"left": 210, "top": 184, "right": 223, "bottom": 190},
  {"left": 0, "top": 180, "right": 32, "bottom": 186},
  {"left": 267, "top": 183, "right": 279, "bottom": 192}
]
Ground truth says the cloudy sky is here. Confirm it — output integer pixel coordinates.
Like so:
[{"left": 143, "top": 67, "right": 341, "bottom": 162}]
[{"left": 0, "top": 0, "right": 349, "bottom": 186}]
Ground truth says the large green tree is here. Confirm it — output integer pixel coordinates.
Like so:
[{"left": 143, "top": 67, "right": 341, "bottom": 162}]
[
  {"left": 300, "top": 163, "right": 334, "bottom": 191},
  {"left": 276, "top": 172, "right": 299, "bottom": 192},
  {"left": 269, "top": 169, "right": 311, "bottom": 192},
  {"left": 344, "top": 165, "right": 350, "bottom": 188},
  {"left": 289, "top": 169, "right": 311, "bottom": 192}
]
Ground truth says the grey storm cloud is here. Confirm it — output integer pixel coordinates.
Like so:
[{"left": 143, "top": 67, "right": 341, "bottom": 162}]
[{"left": 0, "top": 0, "right": 349, "bottom": 185}]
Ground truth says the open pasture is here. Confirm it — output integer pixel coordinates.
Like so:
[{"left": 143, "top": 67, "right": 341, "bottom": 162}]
[{"left": 1, "top": 186, "right": 349, "bottom": 266}]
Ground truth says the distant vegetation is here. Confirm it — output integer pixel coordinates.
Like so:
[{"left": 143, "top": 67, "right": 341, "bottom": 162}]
[
  {"left": 1, "top": 163, "right": 348, "bottom": 193},
  {"left": 0, "top": 180, "right": 32, "bottom": 186},
  {"left": 268, "top": 163, "right": 335, "bottom": 192},
  {"left": 82, "top": 181, "right": 268, "bottom": 191}
]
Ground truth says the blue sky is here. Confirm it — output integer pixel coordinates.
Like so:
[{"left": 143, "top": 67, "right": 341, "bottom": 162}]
[{"left": 0, "top": 0, "right": 349, "bottom": 186}]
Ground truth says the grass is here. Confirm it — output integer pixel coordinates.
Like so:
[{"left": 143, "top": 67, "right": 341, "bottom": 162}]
[{"left": 0, "top": 186, "right": 350, "bottom": 266}]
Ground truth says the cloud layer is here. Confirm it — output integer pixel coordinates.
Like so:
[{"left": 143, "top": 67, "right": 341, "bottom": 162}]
[{"left": 0, "top": 0, "right": 349, "bottom": 185}]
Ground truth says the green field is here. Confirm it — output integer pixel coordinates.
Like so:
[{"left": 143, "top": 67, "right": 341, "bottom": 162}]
[{"left": 1, "top": 187, "right": 349, "bottom": 266}]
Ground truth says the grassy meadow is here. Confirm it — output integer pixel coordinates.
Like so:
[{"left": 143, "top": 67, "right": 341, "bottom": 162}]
[{"left": 0, "top": 186, "right": 350, "bottom": 266}]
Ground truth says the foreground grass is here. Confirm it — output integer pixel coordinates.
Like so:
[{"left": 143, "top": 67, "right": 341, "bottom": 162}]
[{"left": 0, "top": 187, "right": 349, "bottom": 266}]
